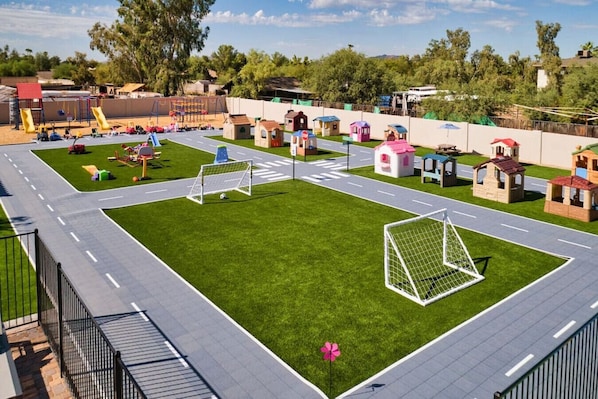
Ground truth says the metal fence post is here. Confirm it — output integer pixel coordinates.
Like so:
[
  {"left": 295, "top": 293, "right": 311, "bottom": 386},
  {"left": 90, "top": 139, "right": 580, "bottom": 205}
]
[
  {"left": 57, "top": 262, "right": 64, "bottom": 376},
  {"left": 34, "top": 229, "right": 41, "bottom": 327},
  {"left": 114, "top": 350, "right": 123, "bottom": 399}
]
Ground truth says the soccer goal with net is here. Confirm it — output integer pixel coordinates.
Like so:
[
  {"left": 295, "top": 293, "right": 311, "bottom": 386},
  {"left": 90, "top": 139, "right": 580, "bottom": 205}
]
[
  {"left": 187, "top": 160, "right": 253, "bottom": 204},
  {"left": 384, "top": 208, "right": 484, "bottom": 306}
]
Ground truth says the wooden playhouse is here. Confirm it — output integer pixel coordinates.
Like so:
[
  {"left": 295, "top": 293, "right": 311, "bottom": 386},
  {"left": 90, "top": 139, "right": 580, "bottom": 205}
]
[
  {"left": 374, "top": 140, "right": 415, "bottom": 178},
  {"left": 572, "top": 143, "right": 598, "bottom": 184},
  {"left": 254, "top": 119, "right": 284, "bottom": 148},
  {"left": 313, "top": 116, "right": 340, "bottom": 136},
  {"left": 472, "top": 156, "right": 526, "bottom": 203},
  {"left": 222, "top": 114, "right": 252, "bottom": 140}
]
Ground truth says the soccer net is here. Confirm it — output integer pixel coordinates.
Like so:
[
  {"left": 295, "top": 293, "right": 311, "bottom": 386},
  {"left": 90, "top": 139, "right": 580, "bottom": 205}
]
[
  {"left": 187, "top": 160, "right": 252, "bottom": 204},
  {"left": 384, "top": 208, "right": 484, "bottom": 306}
]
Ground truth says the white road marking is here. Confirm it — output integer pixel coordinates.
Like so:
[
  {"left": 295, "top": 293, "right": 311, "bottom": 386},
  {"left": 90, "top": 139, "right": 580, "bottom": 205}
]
[
  {"left": 30, "top": 184, "right": 36, "bottom": 191},
  {"left": 164, "top": 341, "right": 188, "bottom": 368},
  {"left": 98, "top": 196, "right": 124, "bottom": 202},
  {"left": 553, "top": 320, "right": 576, "bottom": 339},
  {"left": 505, "top": 354, "right": 534, "bottom": 377},
  {"left": 557, "top": 238, "right": 591, "bottom": 249},
  {"left": 591, "top": 300, "right": 598, "bottom": 309},
  {"left": 378, "top": 190, "right": 395, "bottom": 197},
  {"left": 412, "top": 199, "right": 432, "bottom": 206},
  {"left": 70, "top": 232, "right": 80, "bottom": 242},
  {"left": 145, "top": 189, "right": 167, "bottom": 194},
  {"left": 24, "top": 177, "right": 29, "bottom": 182},
  {"left": 131, "top": 302, "right": 149, "bottom": 321},
  {"left": 347, "top": 182, "right": 363, "bottom": 188},
  {"left": 38, "top": 193, "right": 44, "bottom": 200},
  {"left": 57, "top": 217, "right": 65, "bottom": 226},
  {"left": 453, "top": 210, "right": 476, "bottom": 218},
  {"left": 46, "top": 204, "right": 54, "bottom": 212},
  {"left": 106, "top": 273, "right": 120, "bottom": 288},
  {"left": 86, "top": 250, "right": 98, "bottom": 263},
  {"left": 501, "top": 223, "right": 529, "bottom": 233}
]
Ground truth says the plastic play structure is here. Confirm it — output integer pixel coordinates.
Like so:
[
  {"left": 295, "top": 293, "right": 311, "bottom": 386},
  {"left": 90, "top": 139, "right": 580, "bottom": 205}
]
[
  {"left": 290, "top": 130, "right": 317, "bottom": 156},
  {"left": 350, "top": 121, "right": 371, "bottom": 142},
  {"left": 68, "top": 134, "right": 86, "bottom": 154},
  {"left": 284, "top": 110, "right": 308, "bottom": 132},
  {"left": 82, "top": 165, "right": 112, "bottom": 181},
  {"left": 91, "top": 107, "right": 111, "bottom": 131},
  {"left": 490, "top": 138, "right": 520, "bottom": 162},
  {"left": 254, "top": 120, "right": 284, "bottom": 148},
  {"left": 472, "top": 156, "right": 526, "bottom": 203},
  {"left": 312, "top": 116, "right": 340, "bottom": 136},
  {"left": 222, "top": 114, "right": 252, "bottom": 140},
  {"left": 374, "top": 140, "right": 415, "bottom": 178},
  {"left": 421, "top": 153, "right": 458, "bottom": 187},
  {"left": 214, "top": 145, "right": 229, "bottom": 164},
  {"left": 19, "top": 108, "right": 36, "bottom": 133}
]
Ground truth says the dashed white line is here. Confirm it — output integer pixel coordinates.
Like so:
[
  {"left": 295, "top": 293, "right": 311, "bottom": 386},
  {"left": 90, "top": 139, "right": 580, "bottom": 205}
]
[
  {"left": 557, "top": 238, "right": 591, "bottom": 249},
  {"left": 330, "top": 171, "right": 350, "bottom": 178},
  {"left": 360, "top": 158, "right": 371, "bottom": 162},
  {"left": 359, "top": 150, "right": 369, "bottom": 154},
  {"left": 24, "top": 177, "right": 29, "bottom": 182},
  {"left": 86, "top": 250, "right": 98, "bottom": 263},
  {"left": 501, "top": 223, "right": 529, "bottom": 233},
  {"left": 591, "top": 300, "right": 598, "bottom": 309},
  {"left": 347, "top": 182, "right": 363, "bottom": 188},
  {"left": 98, "top": 195, "right": 124, "bottom": 202},
  {"left": 145, "top": 189, "right": 167, "bottom": 194},
  {"left": 459, "top": 170, "right": 473, "bottom": 175},
  {"left": 30, "top": 184, "right": 36, "bottom": 191},
  {"left": 70, "top": 232, "right": 79, "bottom": 242},
  {"left": 254, "top": 156, "right": 263, "bottom": 160},
  {"left": 105, "top": 273, "right": 120, "bottom": 288},
  {"left": 12, "top": 163, "right": 17, "bottom": 169},
  {"left": 131, "top": 302, "right": 149, "bottom": 321},
  {"left": 18, "top": 170, "right": 23, "bottom": 175},
  {"left": 38, "top": 193, "right": 44, "bottom": 200},
  {"left": 453, "top": 210, "right": 476, "bottom": 218},
  {"left": 412, "top": 199, "right": 432, "bottom": 206},
  {"left": 553, "top": 320, "right": 576, "bottom": 339},
  {"left": 164, "top": 341, "right": 189, "bottom": 368},
  {"left": 237, "top": 151, "right": 246, "bottom": 156},
  {"left": 57, "top": 217, "right": 65, "bottom": 226},
  {"left": 378, "top": 190, "right": 395, "bottom": 197},
  {"left": 46, "top": 204, "right": 54, "bottom": 212},
  {"left": 505, "top": 354, "right": 534, "bottom": 377},
  {"left": 532, "top": 183, "right": 545, "bottom": 187}
]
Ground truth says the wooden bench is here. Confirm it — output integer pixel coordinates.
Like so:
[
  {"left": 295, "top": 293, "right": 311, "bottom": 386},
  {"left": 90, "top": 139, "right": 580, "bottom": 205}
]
[{"left": 435, "top": 144, "right": 460, "bottom": 156}]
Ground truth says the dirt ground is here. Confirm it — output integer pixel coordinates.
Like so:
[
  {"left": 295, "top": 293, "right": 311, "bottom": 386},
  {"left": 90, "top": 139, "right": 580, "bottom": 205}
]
[{"left": 0, "top": 113, "right": 226, "bottom": 146}]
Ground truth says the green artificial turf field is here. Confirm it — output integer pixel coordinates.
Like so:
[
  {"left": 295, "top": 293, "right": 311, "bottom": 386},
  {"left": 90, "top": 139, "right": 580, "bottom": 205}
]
[
  {"left": 106, "top": 180, "right": 565, "bottom": 397},
  {"left": 32, "top": 140, "right": 214, "bottom": 191}
]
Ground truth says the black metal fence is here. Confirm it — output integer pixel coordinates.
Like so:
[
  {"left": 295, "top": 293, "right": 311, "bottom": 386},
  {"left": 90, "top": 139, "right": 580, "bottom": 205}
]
[
  {"left": 0, "top": 231, "right": 37, "bottom": 329},
  {"left": 35, "top": 233, "right": 147, "bottom": 399},
  {"left": 494, "top": 311, "right": 598, "bottom": 398}
]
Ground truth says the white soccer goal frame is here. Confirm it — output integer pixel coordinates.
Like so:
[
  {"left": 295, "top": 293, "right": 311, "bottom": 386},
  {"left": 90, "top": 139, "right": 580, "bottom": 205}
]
[
  {"left": 384, "top": 208, "right": 484, "bottom": 306},
  {"left": 187, "top": 160, "right": 253, "bottom": 204}
]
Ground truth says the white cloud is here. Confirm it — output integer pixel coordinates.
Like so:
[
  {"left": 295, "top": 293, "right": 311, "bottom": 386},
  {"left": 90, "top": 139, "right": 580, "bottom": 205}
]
[
  {"left": 484, "top": 18, "right": 518, "bottom": 32},
  {"left": 207, "top": 9, "right": 361, "bottom": 27},
  {"left": 553, "top": 0, "right": 591, "bottom": 5}
]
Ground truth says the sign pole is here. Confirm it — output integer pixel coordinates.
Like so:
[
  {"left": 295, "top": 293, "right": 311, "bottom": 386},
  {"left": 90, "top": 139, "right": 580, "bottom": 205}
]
[{"left": 342, "top": 136, "right": 353, "bottom": 171}]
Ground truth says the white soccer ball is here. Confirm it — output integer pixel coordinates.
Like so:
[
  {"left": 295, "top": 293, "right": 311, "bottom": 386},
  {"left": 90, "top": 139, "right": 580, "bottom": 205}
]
[{"left": 220, "top": 193, "right": 228, "bottom": 200}]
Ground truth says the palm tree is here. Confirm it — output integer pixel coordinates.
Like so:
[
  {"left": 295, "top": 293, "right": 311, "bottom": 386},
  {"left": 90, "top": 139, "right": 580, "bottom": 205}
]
[{"left": 580, "top": 41, "right": 597, "bottom": 54}]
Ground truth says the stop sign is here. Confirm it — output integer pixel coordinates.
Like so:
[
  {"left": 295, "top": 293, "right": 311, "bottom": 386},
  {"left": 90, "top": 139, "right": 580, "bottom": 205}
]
[{"left": 302, "top": 130, "right": 309, "bottom": 141}]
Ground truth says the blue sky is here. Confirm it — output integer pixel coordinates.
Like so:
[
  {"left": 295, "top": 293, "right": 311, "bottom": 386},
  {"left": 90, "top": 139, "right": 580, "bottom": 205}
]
[{"left": 0, "top": 0, "right": 596, "bottom": 62}]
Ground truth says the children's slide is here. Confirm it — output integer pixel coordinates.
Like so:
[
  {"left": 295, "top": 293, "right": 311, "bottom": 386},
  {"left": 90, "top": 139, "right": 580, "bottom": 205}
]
[
  {"left": 149, "top": 132, "right": 161, "bottom": 147},
  {"left": 20, "top": 108, "right": 36, "bottom": 133},
  {"left": 91, "top": 107, "right": 110, "bottom": 130}
]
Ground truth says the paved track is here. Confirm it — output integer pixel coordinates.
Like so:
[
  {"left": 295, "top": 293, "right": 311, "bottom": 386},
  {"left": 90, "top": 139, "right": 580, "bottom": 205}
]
[{"left": 0, "top": 130, "right": 596, "bottom": 398}]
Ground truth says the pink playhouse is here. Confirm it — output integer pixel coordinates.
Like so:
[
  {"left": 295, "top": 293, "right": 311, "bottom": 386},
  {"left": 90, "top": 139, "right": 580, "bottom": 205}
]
[
  {"left": 374, "top": 139, "right": 415, "bottom": 178},
  {"left": 350, "top": 121, "right": 370, "bottom": 142}
]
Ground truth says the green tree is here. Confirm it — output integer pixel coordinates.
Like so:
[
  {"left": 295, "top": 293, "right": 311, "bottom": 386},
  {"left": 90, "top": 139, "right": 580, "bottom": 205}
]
[
  {"left": 230, "top": 50, "right": 275, "bottom": 99},
  {"left": 88, "top": 0, "right": 215, "bottom": 95},
  {"left": 561, "top": 63, "right": 598, "bottom": 113},
  {"left": 306, "top": 47, "right": 386, "bottom": 104},
  {"left": 208, "top": 44, "right": 246, "bottom": 84},
  {"left": 536, "top": 20, "right": 562, "bottom": 92}
]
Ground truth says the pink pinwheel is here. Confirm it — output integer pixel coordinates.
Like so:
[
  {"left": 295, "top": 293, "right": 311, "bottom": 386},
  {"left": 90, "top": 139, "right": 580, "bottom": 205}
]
[{"left": 321, "top": 341, "right": 341, "bottom": 362}]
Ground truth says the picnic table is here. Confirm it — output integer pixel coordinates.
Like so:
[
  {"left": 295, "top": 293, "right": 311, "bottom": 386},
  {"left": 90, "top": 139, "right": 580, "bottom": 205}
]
[{"left": 435, "top": 144, "right": 460, "bottom": 155}]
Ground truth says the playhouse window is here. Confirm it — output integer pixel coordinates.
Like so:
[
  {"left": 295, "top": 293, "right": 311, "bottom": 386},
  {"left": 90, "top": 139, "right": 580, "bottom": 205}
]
[
  {"left": 261, "top": 130, "right": 267, "bottom": 139},
  {"left": 381, "top": 154, "right": 390, "bottom": 164}
]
